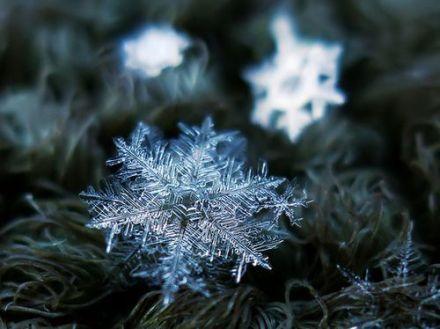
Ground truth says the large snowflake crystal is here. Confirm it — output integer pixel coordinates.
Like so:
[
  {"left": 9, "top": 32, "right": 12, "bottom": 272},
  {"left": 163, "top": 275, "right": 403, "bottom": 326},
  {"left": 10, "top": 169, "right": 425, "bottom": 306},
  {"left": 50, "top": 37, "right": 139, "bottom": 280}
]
[
  {"left": 80, "top": 118, "right": 306, "bottom": 304},
  {"left": 244, "top": 13, "right": 345, "bottom": 141}
]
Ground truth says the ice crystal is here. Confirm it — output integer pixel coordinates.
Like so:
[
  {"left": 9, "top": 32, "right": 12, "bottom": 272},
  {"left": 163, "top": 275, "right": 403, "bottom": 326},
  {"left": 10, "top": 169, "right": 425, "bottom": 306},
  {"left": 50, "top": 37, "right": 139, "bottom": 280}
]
[
  {"left": 244, "top": 13, "right": 345, "bottom": 141},
  {"left": 394, "top": 222, "right": 419, "bottom": 281},
  {"left": 122, "top": 24, "right": 190, "bottom": 78},
  {"left": 337, "top": 265, "right": 373, "bottom": 296},
  {"left": 337, "top": 222, "right": 440, "bottom": 327},
  {"left": 338, "top": 222, "right": 422, "bottom": 297},
  {"left": 80, "top": 118, "right": 306, "bottom": 304}
]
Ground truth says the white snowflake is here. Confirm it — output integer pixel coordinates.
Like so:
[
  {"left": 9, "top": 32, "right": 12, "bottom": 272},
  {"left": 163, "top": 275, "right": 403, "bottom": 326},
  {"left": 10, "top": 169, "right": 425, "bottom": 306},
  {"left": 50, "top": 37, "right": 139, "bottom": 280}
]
[
  {"left": 80, "top": 118, "right": 306, "bottom": 304},
  {"left": 244, "top": 13, "right": 345, "bottom": 141},
  {"left": 122, "top": 24, "right": 190, "bottom": 78}
]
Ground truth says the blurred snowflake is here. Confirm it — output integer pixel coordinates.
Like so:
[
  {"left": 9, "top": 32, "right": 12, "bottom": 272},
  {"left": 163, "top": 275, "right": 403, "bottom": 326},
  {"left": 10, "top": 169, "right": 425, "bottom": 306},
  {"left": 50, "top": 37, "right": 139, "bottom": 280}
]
[
  {"left": 122, "top": 24, "right": 190, "bottom": 78},
  {"left": 81, "top": 118, "right": 306, "bottom": 304},
  {"left": 244, "top": 13, "right": 345, "bottom": 142}
]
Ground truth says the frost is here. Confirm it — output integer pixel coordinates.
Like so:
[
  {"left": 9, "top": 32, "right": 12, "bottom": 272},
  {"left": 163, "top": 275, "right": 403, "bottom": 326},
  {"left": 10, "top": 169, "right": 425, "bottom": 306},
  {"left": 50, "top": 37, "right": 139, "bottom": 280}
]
[
  {"left": 337, "top": 265, "right": 372, "bottom": 296},
  {"left": 244, "top": 13, "right": 345, "bottom": 142},
  {"left": 395, "top": 222, "right": 418, "bottom": 282},
  {"left": 80, "top": 118, "right": 306, "bottom": 304},
  {"left": 379, "top": 221, "right": 424, "bottom": 283},
  {"left": 122, "top": 25, "right": 190, "bottom": 78},
  {"left": 337, "top": 222, "right": 440, "bottom": 327}
]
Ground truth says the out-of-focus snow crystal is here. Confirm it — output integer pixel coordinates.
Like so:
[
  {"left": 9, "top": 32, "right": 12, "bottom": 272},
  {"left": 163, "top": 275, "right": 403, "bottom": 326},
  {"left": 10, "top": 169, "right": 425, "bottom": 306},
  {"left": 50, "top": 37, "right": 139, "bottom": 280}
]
[
  {"left": 122, "top": 25, "right": 190, "bottom": 78},
  {"left": 244, "top": 13, "right": 345, "bottom": 141},
  {"left": 80, "top": 118, "right": 306, "bottom": 304}
]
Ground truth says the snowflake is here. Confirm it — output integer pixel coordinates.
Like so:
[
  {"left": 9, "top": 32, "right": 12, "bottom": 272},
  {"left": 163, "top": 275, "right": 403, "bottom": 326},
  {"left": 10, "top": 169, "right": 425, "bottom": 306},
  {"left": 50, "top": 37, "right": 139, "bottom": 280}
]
[
  {"left": 80, "top": 118, "right": 306, "bottom": 304},
  {"left": 122, "top": 24, "right": 190, "bottom": 78},
  {"left": 244, "top": 13, "right": 345, "bottom": 142}
]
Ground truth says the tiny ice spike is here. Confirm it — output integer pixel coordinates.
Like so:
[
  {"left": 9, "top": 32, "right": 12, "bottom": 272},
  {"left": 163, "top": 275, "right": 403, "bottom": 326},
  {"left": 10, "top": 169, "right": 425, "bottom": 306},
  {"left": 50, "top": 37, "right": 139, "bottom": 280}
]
[{"left": 80, "top": 118, "right": 306, "bottom": 304}]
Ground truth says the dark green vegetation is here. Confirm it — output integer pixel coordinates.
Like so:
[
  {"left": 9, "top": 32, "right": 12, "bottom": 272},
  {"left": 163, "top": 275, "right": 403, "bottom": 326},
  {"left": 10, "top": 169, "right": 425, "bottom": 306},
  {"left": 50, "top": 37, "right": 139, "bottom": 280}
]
[{"left": 0, "top": 1, "right": 439, "bottom": 328}]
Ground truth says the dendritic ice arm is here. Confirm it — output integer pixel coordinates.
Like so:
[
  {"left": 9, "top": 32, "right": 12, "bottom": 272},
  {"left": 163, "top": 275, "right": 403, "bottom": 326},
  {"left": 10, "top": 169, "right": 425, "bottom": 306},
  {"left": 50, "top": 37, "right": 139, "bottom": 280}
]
[
  {"left": 244, "top": 12, "right": 345, "bottom": 142},
  {"left": 170, "top": 117, "right": 237, "bottom": 188},
  {"left": 259, "top": 182, "right": 309, "bottom": 226},
  {"left": 136, "top": 226, "right": 208, "bottom": 305},
  {"left": 79, "top": 182, "right": 180, "bottom": 253},
  {"left": 80, "top": 117, "right": 307, "bottom": 304}
]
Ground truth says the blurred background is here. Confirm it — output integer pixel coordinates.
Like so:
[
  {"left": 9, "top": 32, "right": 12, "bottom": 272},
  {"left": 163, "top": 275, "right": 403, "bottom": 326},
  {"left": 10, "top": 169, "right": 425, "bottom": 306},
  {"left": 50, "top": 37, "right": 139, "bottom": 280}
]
[{"left": 0, "top": 1, "right": 439, "bottom": 328}]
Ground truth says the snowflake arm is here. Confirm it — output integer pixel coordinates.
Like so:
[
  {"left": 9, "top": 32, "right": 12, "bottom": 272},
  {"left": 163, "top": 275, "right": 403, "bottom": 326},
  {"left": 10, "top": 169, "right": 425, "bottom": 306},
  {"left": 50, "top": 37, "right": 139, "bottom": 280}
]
[{"left": 108, "top": 124, "right": 176, "bottom": 192}]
